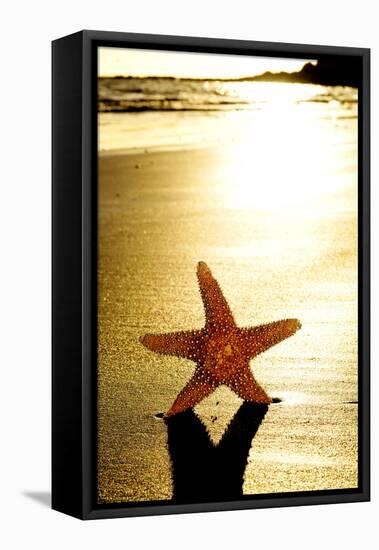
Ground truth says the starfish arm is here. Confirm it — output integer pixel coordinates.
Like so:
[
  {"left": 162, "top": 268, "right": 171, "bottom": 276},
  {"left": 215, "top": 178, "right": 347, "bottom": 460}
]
[
  {"left": 165, "top": 369, "right": 217, "bottom": 417},
  {"left": 239, "top": 318, "right": 301, "bottom": 359},
  {"left": 227, "top": 364, "right": 272, "bottom": 404},
  {"left": 197, "top": 261, "right": 235, "bottom": 329},
  {"left": 140, "top": 330, "right": 204, "bottom": 360}
]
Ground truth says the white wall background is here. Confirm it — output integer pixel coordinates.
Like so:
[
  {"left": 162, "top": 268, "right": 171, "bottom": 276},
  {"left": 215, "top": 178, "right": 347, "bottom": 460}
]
[{"left": 0, "top": 1, "right": 376, "bottom": 548}]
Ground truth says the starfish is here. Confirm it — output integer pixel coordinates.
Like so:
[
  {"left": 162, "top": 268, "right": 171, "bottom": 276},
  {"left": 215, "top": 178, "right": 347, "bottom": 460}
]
[{"left": 140, "top": 261, "right": 301, "bottom": 417}]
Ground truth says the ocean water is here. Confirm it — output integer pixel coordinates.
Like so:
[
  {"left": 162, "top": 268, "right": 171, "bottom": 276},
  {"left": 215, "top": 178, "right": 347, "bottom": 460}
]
[
  {"left": 98, "top": 78, "right": 357, "bottom": 152},
  {"left": 97, "top": 78, "right": 358, "bottom": 504},
  {"left": 99, "top": 76, "right": 356, "bottom": 113}
]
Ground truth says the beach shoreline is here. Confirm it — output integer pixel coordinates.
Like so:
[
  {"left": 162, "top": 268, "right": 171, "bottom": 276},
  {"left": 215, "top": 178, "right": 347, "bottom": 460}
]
[{"left": 97, "top": 142, "right": 358, "bottom": 504}]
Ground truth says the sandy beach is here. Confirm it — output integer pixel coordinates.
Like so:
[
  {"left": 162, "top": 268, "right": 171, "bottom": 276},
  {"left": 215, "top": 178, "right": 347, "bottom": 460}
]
[{"left": 97, "top": 137, "right": 358, "bottom": 503}]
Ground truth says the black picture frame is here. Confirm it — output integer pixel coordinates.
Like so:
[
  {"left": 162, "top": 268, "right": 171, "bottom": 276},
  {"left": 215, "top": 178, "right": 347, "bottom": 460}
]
[{"left": 52, "top": 30, "right": 370, "bottom": 520}]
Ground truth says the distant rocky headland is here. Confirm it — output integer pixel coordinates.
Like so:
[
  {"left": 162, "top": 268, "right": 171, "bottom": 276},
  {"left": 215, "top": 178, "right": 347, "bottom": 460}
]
[
  {"left": 245, "top": 58, "right": 361, "bottom": 88},
  {"left": 101, "top": 58, "right": 361, "bottom": 88}
]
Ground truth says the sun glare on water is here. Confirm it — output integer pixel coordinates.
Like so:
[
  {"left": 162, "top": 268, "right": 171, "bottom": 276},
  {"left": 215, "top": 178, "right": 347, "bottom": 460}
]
[{"left": 217, "top": 83, "right": 356, "bottom": 212}]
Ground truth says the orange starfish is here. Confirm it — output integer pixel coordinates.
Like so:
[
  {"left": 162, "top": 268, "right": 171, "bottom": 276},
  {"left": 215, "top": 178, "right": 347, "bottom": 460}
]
[{"left": 140, "top": 262, "right": 301, "bottom": 417}]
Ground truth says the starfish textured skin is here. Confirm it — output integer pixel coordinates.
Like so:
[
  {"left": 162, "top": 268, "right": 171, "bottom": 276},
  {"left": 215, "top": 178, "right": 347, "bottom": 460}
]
[{"left": 140, "top": 262, "right": 301, "bottom": 417}]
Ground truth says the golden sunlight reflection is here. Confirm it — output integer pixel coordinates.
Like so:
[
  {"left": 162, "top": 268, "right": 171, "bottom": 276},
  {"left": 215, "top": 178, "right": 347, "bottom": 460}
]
[
  {"left": 224, "top": 81, "right": 323, "bottom": 104},
  {"left": 216, "top": 84, "right": 357, "bottom": 212}
]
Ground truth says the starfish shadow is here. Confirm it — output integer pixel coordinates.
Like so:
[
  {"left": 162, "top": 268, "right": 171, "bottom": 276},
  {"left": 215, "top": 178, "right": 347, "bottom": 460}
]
[{"left": 165, "top": 401, "right": 268, "bottom": 503}]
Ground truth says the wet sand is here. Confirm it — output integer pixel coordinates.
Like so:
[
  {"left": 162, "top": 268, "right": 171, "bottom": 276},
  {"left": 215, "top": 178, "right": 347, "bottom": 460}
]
[{"left": 98, "top": 144, "right": 358, "bottom": 504}]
